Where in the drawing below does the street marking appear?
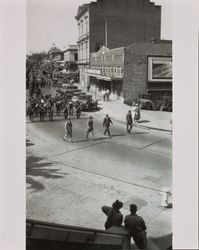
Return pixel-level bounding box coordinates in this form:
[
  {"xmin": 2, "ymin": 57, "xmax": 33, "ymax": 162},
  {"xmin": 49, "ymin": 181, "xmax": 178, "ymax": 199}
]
[
  {"xmin": 138, "ymin": 137, "xmax": 171, "ymax": 150},
  {"xmin": 49, "ymin": 141, "xmax": 106, "ymax": 159},
  {"xmin": 46, "ymin": 158, "xmax": 163, "ymax": 194}
]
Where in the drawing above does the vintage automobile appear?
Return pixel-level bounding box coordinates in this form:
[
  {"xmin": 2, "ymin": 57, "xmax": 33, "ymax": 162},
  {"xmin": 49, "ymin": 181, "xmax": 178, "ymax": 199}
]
[
  {"xmin": 72, "ymin": 94, "xmax": 98, "ymax": 111},
  {"xmin": 153, "ymin": 96, "xmax": 172, "ymax": 112},
  {"xmin": 138, "ymin": 94, "xmax": 154, "ymax": 110}
]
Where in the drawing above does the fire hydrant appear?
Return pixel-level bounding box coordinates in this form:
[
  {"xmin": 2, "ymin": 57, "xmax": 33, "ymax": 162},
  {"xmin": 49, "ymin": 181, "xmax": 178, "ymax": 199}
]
[{"xmin": 161, "ymin": 188, "xmax": 172, "ymax": 207}]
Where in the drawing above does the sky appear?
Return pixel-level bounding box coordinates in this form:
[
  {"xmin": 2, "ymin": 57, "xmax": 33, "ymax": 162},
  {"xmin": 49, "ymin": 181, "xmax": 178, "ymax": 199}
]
[{"xmin": 26, "ymin": 0, "xmax": 172, "ymax": 54}]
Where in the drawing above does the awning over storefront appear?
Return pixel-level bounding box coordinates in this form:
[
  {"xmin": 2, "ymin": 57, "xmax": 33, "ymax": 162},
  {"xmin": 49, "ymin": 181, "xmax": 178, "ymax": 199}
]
[{"xmin": 87, "ymin": 73, "xmax": 111, "ymax": 81}]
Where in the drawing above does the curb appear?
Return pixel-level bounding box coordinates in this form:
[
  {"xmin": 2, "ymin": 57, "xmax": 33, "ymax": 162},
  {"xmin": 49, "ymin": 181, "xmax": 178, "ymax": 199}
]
[{"xmin": 98, "ymin": 109, "xmax": 172, "ymax": 133}]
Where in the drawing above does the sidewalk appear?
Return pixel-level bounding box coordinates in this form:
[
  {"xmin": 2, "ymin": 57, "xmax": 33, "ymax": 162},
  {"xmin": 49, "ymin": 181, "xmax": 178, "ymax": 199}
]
[{"xmin": 76, "ymin": 84, "xmax": 172, "ymax": 132}]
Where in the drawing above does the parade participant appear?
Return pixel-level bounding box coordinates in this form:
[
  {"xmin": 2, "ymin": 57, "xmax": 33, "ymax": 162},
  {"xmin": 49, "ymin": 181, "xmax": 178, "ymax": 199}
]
[
  {"xmin": 47, "ymin": 100, "xmax": 54, "ymax": 121},
  {"xmin": 103, "ymin": 114, "xmax": 113, "ymax": 137},
  {"xmin": 63, "ymin": 103, "xmax": 68, "ymax": 120},
  {"xmin": 55, "ymin": 100, "xmax": 61, "ymax": 116},
  {"xmin": 126, "ymin": 110, "xmax": 133, "ymax": 133},
  {"xmin": 63, "ymin": 117, "xmax": 72, "ymax": 143},
  {"xmin": 86, "ymin": 116, "xmax": 94, "ymax": 139},
  {"xmin": 76, "ymin": 101, "xmax": 81, "ymax": 119},
  {"xmin": 102, "ymin": 200, "xmax": 123, "ymax": 230},
  {"xmin": 27, "ymin": 105, "xmax": 34, "ymax": 122},
  {"xmin": 39, "ymin": 104, "xmax": 45, "ymax": 122},
  {"xmin": 124, "ymin": 204, "xmax": 147, "ymax": 250},
  {"xmin": 69, "ymin": 101, "xmax": 73, "ymax": 115}
]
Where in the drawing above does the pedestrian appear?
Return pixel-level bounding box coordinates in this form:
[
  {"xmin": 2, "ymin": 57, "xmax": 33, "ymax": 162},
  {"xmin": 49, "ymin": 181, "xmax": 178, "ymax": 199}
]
[
  {"xmin": 124, "ymin": 204, "xmax": 147, "ymax": 250},
  {"xmin": 69, "ymin": 101, "xmax": 73, "ymax": 115},
  {"xmin": 103, "ymin": 114, "xmax": 113, "ymax": 137},
  {"xmin": 63, "ymin": 117, "xmax": 72, "ymax": 143},
  {"xmin": 86, "ymin": 116, "xmax": 94, "ymax": 139},
  {"xmin": 134, "ymin": 103, "xmax": 140, "ymax": 123},
  {"xmin": 102, "ymin": 200, "xmax": 123, "ymax": 230},
  {"xmin": 87, "ymin": 83, "xmax": 90, "ymax": 92},
  {"xmin": 126, "ymin": 110, "xmax": 133, "ymax": 133},
  {"xmin": 76, "ymin": 101, "xmax": 81, "ymax": 119},
  {"xmin": 63, "ymin": 103, "xmax": 68, "ymax": 120},
  {"xmin": 106, "ymin": 89, "xmax": 110, "ymax": 101},
  {"xmin": 102, "ymin": 89, "xmax": 106, "ymax": 102}
]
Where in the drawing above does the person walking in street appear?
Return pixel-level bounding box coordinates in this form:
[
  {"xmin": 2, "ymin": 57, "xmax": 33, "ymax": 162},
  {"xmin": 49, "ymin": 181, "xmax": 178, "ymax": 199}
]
[
  {"xmin": 76, "ymin": 101, "xmax": 81, "ymax": 119},
  {"xmin": 63, "ymin": 117, "xmax": 72, "ymax": 143},
  {"xmin": 102, "ymin": 200, "xmax": 123, "ymax": 230},
  {"xmin": 86, "ymin": 116, "xmax": 94, "ymax": 139},
  {"xmin": 124, "ymin": 204, "xmax": 147, "ymax": 250},
  {"xmin": 103, "ymin": 114, "xmax": 113, "ymax": 137},
  {"xmin": 126, "ymin": 110, "xmax": 133, "ymax": 133}
]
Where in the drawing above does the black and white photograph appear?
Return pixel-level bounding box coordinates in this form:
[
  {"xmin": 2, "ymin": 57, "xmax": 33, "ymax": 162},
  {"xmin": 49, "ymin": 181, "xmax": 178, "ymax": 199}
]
[
  {"xmin": 1, "ymin": 0, "xmax": 198, "ymax": 250},
  {"xmin": 26, "ymin": 1, "xmax": 172, "ymax": 249}
]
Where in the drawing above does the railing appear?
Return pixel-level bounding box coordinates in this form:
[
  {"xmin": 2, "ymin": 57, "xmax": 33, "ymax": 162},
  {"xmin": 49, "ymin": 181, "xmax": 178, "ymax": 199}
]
[{"xmin": 26, "ymin": 219, "xmax": 131, "ymax": 250}]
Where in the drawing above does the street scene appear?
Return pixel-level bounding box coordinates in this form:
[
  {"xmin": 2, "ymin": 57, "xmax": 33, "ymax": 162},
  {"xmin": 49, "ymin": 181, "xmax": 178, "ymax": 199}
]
[{"xmin": 26, "ymin": 0, "xmax": 172, "ymax": 249}]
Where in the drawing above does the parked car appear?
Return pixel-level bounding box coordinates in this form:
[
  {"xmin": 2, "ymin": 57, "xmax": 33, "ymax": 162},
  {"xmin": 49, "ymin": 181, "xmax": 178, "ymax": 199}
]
[
  {"xmin": 72, "ymin": 94, "xmax": 98, "ymax": 111},
  {"xmin": 138, "ymin": 94, "xmax": 153, "ymax": 110}
]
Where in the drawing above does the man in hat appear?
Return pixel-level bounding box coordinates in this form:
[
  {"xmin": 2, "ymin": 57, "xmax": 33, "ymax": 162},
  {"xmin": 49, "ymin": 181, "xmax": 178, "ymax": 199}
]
[
  {"xmin": 86, "ymin": 116, "xmax": 94, "ymax": 139},
  {"xmin": 102, "ymin": 200, "xmax": 123, "ymax": 230},
  {"xmin": 63, "ymin": 117, "xmax": 72, "ymax": 143},
  {"xmin": 103, "ymin": 114, "xmax": 113, "ymax": 137},
  {"xmin": 124, "ymin": 204, "xmax": 147, "ymax": 249},
  {"xmin": 126, "ymin": 110, "xmax": 133, "ymax": 133}
]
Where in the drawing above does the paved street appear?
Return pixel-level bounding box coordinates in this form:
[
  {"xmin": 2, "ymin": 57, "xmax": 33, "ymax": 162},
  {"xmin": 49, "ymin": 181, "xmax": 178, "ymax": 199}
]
[{"xmin": 26, "ymin": 109, "xmax": 172, "ymax": 239}]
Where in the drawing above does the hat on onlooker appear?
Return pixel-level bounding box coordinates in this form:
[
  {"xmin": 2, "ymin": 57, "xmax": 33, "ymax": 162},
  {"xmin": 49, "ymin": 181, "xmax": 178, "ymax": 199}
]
[{"xmin": 112, "ymin": 200, "xmax": 123, "ymax": 210}]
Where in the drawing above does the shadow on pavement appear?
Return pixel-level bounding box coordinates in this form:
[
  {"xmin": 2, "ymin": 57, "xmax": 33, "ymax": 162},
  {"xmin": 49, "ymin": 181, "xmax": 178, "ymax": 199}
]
[
  {"xmin": 137, "ymin": 120, "xmax": 150, "ymax": 124},
  {"xmin": 26, "ymin": 155, "xmax": 68, "ymax": 192},
  {"xmin": 26, "ymin": 139, "xmax": 34, "ymax": 147},
  {"xmin": 72, "ymin": 137, "xmax": 109, "ymax": 143}
]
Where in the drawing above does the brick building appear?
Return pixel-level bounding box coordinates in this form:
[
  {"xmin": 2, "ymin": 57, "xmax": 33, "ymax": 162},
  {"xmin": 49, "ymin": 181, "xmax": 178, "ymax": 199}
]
[
  {"xmin": 89, "ymin": 40, "xmax": 172, "ymax": 104},
  {"xmin": 123, "ymin": 41, "xmax": 172, "ymax": 105},
  {"xmin": 75, "ymin": 0, "xmax": 161, "ymax": 86}
]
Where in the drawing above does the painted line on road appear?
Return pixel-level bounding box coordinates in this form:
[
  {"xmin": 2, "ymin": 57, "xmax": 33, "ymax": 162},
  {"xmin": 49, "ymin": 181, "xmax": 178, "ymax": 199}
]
[
  {"xmin": 138, "ymin": 137, "xmax": 171, "ymax": 150},
  {"xmin": 46, "ymin": 158, "xmax": 163, "ymax": 194},
  {"xmin": 48, "ymin": 141, "xmax": 106, "ymax": 159}
]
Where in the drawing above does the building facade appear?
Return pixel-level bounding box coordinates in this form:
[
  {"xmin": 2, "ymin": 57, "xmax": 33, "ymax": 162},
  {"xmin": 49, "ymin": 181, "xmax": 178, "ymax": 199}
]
[
  {"xmin": 63, "ymin": 45, "xmax": 78, "ymax": 71},
  {"xmin": 89, "ymin": 41, "xmax": 172, "ymax": 104},
  {"xmin": 89, "ymin": 46, "xmax": 124, "ymax": 100},
  {"xmin": 75, "ymin": 0, "xmax": 161, "ymax": 86},
  {"xmin": 123, "ymin": 41, "xmax": 172, "ymax": 105}
]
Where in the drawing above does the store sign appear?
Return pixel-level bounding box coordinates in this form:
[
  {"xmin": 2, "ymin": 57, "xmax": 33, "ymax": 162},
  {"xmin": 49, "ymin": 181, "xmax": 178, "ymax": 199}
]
[
  {"xmin": 87, "ymin": 68, "xmax": 101, "ymax": 75},
  {"xmin": 148, "ymin": 56, "xmax": 172, "ymax": 82}
]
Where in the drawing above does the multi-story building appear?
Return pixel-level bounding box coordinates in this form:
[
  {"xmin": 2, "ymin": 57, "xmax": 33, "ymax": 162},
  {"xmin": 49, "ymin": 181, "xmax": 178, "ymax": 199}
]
[
  {"xmin": 89, "ymin": 46, "xmax": 124, "ymax": 101},
  {"xmin": 63, "ymin": 45, "xmax": 78, "ymax": 71},
  {"xmin": 89, "ymin": 40, "xmax": 172, "ymax": 104},
  {"xmin": 75, "ymin": 0, "xmax": 161, "ymax": 86}
]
